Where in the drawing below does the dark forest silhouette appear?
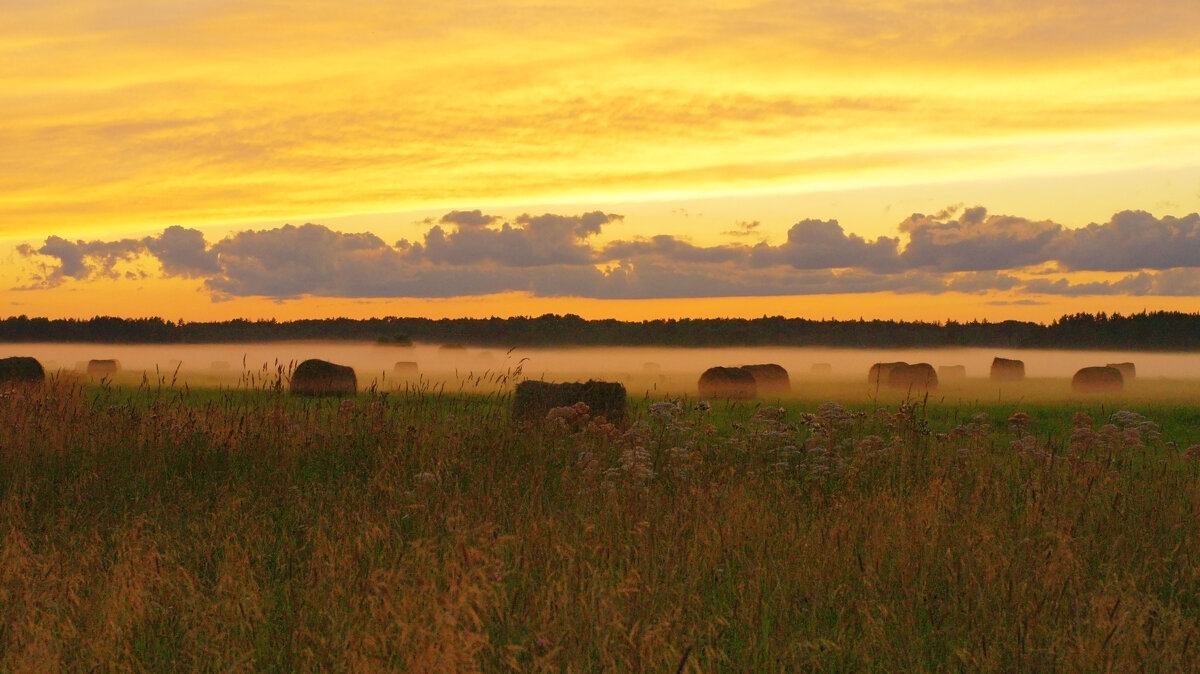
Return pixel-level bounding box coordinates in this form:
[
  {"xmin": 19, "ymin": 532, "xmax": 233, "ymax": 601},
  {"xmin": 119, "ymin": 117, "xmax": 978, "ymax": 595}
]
[{"xmin": 0, "ymin": 311, "xmax": 1197, "ymax": 350}]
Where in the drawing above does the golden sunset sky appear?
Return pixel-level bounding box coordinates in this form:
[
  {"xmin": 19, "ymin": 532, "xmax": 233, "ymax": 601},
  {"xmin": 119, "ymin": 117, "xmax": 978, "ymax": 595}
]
[{"xmin": 3, "ymin": 0, "xmax": 1200, "ymax": 323}]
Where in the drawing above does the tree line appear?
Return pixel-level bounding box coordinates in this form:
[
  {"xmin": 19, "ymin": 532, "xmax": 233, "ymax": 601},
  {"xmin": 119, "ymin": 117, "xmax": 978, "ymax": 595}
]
[{"xmin": 0, "ymin": 311, "xmax": 1197, "ymax": 350}]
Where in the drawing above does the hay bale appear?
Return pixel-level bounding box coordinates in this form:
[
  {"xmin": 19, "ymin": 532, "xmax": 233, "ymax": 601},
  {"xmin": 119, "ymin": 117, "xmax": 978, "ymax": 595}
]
[
  {"xmin": 938, "ymin": 365, "xmax": 967, "ymax": 382},
  {"xmin": 810, "ymin": 363, "xmax": 833, "ymax": 376},
  {"xmin": 394, "ymin": 361, "xmax": 419, "ymax": 376},
  {"xmin": 887, "ymin": 362, "xmax": 938, "ymax": 391},
  {"xmin": 698, "ymin": 366, "xmax": 757, "ymax": 400},
  {"xmin": 641, "ymin": 362, "xmax": 662, "ymax": 374},
  {"xmin": 291, "ymin": 358, "xmax": 357, "ymax": 396},
  {"xmin": 1106, "ymin": 362, "xmax": 1136, "ymax": 381},
  {"xmin": 1072, "ymin": 366, "xmax": 1123, "ymax": 393},
  {"xmin": 990, "ymin": 357, "xmax": 1025, "ymax": 382},
  {"xmin": 741, "ymin": 363, "xmax": 791, "ymax": 395},
  {"xmin": 868, "ymin": 362, "xmax": 907, "ymax": 386},
  {"xmin": 210, "ymin": 361, "xmax": 231, "ymax": 371},
  {"xmin": 0, "ymin": 356, "xmax": 44, "ymax": 384},
  {"xmin": 87, "ymin": 359, "xmax": 121, "ymax": 377},
  {"xmin": 512, "ymin": 380, "xmax": 627, "ymax": 425}
]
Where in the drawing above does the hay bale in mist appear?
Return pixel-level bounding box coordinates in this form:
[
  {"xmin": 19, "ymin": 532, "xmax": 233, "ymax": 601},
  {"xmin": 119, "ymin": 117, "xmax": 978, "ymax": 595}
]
[
  {"xmin": 886, "ymin": 362, "xmax": 938, "ymax": 392},
  {"xmin": 1107, "ymin": 362, "xmax": 1136, "ymax": 381},
  {"xmin": 87, "ymin": 359, "xmax": 121, "ymax": 377},
  {"xmin": 0, "ymin": 356, "xmax": 45, "ymax": 384},
  {"xmin": 698, "ymin": 366, "xmax": 757, "ymax": 400},
  {"xmin": 868, "ymin": 362, "xmax": 907, "ymax": 387},
  {"xmin": 938, "ymin": 365, "xmax": 967, "ymax": 382},
  {"xmin": 1072, "ymin": 366, "xmax": 1123, "ymax": 393},
  {"xmin": 290, "ymin": 358, "xmax": 357, "ymax": 396},
  {"xmin": 210, "ymin": 361, "xmax": 231, "ymax": 371},
  {"xmin": 512, "ymin": 380, "xmax": 628, "ymax": 426},
  {"xmin": 394, "ymin": 361, "xmax": 419, "ymax": 376},
  {"xmin": 741, "ymin": 363, "xmax": 791, "ymax": 395},
  {"xmin": 642, "ymin": 362, "xmax": 662, "ymax": 374},
  {"xmin": 810, "ymin": 363, "xmax": 833, "ymax": 376},
  {"xmin": 990, "ymin": 357, "xmax": 1025, "ymax": 382}
]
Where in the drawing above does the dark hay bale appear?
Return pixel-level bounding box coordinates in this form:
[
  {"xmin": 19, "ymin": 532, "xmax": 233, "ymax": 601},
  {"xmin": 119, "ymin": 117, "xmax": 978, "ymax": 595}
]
[
  {"xmin": 291, "ymin": 358, "xmax": 357, "ymax": 396},
  {"xmin": 0, "ymin": 356, "xmax": 45, "ymax": 384},
  {"xmin": 887, "ymin": 362, "xmax": 938, "ymax": 391},
  {"xmin": 394, "ymin": 361, "xmax": 419, "ymax": 375},
  {"xmin": 990, "ymin": 357, "xmax": 1025, "ymax": 382},
  {"xmin": 512, "ymin": 380, "xmax": 628, "ymax": 425},
  {"xmin": 698, "ymin": 366, "xmax": 757, "ymax": 400},
  {"xmin": 1106, "ymin": 362, "xmax": 1136, "ymax": 381},
  {"xmin": 1072, "ymin": 366, "xmax": 1123, "ymax": 393},
  {"xmin": 87, "ymin": 359, "xmax": 121, "ymax": 377},
  {"xmin": 938, "ymin": 365, "xmax": 967, "ymax": 382},
  {"xmin": 868, "ymin": 362, "xmax": 907, "ymax": 386},
  {"xmin": 741, "ymin": 363, "xmax": 791, "ymax": 395}
]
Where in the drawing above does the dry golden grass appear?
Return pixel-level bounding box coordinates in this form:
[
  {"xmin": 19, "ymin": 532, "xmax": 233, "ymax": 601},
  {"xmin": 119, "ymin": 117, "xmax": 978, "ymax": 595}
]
[{"xmin": 2, "ymin": 376, "xmax": 1200, "ymax": 671}]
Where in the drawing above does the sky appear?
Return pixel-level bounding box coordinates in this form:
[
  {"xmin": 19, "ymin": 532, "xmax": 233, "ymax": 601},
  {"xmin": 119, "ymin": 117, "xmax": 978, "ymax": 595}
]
[{"xmin": 3, "ymin": 0, "xmax": 1200, "ymax": 324}]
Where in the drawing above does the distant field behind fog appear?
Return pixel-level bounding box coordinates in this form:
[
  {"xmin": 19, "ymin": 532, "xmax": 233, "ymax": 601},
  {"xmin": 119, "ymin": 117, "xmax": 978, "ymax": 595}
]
[{"xmin": 7, "ymin": 342, "xmax": 1200, "ymax": 401}]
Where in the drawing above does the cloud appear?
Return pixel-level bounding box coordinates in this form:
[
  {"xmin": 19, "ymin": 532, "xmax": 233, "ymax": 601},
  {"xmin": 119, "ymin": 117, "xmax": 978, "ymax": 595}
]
[
  {"xmin": 17, "ymin": 235, "xmax": 144, "ymax": 286},
  {"xmin": 14, "ymin": 207, "xmax": 1200, "ymax": 301},
  {"xmin": 421, "ymin": 211, "xmax": 620, "ymax": 267},
  {"xmin": 143, "ymin": 225, "xmax": 220, "ymax": 277},
  {"xmin": 754, "ymin": 219, "xmax": 901, "ymax": 273},
  {"xmin": 898, "ymin": 207, "xmax": 1063, "ymax": 271},
  {"xmin": 439, "ymin": 210, "xmax": 499, "ymax": 228},
  {"xmin": 1052, "ymin": 210, "xmax": 1200, "ymax": 271}
]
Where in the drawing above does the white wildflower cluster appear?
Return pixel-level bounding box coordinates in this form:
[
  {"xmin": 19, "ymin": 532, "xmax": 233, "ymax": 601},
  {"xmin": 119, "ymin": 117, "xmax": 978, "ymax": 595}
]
[
  {"xmin": 649, "ymin": 400, "xmax": 683, "ymax": 421},
  {"xmin": 1068, "ymin": 409, "xmax": 1162, "ymax": 458},
  {"xmin": 606, "ymin": 445, "xmax": 656, "ymax": 485}
]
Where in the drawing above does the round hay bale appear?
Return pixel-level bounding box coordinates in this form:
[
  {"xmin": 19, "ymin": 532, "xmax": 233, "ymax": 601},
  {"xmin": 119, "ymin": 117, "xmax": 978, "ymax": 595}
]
[
  {"xmin": 291, "ymin": 358, "xmax": 357, "ymax": 396},
  {"xmin": 868, "ymin": 362, "xmax": 907, "ymax": 387},
  {"xmin": 210, "ymin": 361, "xmax": 231, "ymax": 371},
  {"xmin": 741, "ymin": 363, "xmax": 791, "ymax": 395},
  {"xmin": 990, "ymin": 357, "xmax": 1025, "ymax": 382},
  {"xmin": 512, "ymin": 380, "xmax": 628, "ymax": 425},
  {"xmin": 810, "ymin": 363, "xmax": 833, "ymax": 376},
  {"xmin": 394, "ymin": 361, "xmax": 419, "ymax": 375},
  {"xmin": 887, "ymin": 362, "xmax": 938, "ymax": 391},
  {"xmin": 641, "ymin": 362, "xmax": 662, "ymax": 374},
  {"xmin": 698, "ymin": 366, "xmax": 757, "ymax": 400},
  {"xmin": 87, "ymin": 359, "xmax": 121, "ymax": 377},
  {"xmin": 938, "ymin": 365, "xmax": 967, "ymax": 382},
  {"xmin": 1106, "ymin": 362, "xmax": 1136, "ymax": 381},
  {"xmin": 0, "ymin": 356, "xmax": 45, "ymax": 384},
  {"xmin": 1072, "ymin": 366, "xmax": 1123, "ymax": 393}
]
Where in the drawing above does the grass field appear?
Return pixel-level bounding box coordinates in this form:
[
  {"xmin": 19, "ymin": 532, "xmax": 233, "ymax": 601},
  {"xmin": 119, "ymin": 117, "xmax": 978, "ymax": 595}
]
[{"xmin": 3, "ymin": 370, "xmax": 1200, "ymax": 671}]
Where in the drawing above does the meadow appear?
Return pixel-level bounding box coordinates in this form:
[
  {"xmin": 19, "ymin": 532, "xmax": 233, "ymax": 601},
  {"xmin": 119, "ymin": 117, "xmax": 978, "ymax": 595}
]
[{"xmin": 3, "ymin": 367, "xmax": 1200, "ymax": 672}]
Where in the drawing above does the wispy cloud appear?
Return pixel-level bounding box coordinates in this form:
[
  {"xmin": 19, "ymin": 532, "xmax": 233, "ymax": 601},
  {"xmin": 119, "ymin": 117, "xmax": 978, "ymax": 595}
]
[
  {"xmin": 2, "ymin": 1, "xmax": 1198, "ymax": 235},
  {"xmin": 16, "ymin": 207, "xmax": 1200, "ymax": 300}
]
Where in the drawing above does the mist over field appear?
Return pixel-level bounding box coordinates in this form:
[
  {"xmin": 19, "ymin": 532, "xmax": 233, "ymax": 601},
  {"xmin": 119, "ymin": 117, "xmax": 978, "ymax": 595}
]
[{"xmin": 8, "ymin": 341, "xmax": 1200, "ymax": 396}]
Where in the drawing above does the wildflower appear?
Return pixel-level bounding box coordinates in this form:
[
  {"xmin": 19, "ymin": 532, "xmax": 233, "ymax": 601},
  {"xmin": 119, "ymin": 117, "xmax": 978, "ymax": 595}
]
[
  {"xmin": 617, "ymin": 445, "xmax": 655, "ymax": 483},
  {"xmin": 1007, "ymin": 412, "xmax": 1030, "ymax": 433},
  {"xmin": 649, "ymin": 400, "xmax": 682, "ymax": 420}
]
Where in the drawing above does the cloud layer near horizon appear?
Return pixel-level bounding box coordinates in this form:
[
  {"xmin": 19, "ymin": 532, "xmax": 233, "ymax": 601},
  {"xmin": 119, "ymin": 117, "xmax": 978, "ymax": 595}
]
[{"xmin": 16, "ymin": 208, "xmax": 1200, "ymax": 300}]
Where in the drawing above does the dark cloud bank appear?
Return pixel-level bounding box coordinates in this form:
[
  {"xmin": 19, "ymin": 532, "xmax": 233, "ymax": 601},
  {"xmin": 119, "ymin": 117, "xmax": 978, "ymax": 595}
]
[{"xmin": 16, "ymin": 207, "xmax": 1200, "ymax": 300}]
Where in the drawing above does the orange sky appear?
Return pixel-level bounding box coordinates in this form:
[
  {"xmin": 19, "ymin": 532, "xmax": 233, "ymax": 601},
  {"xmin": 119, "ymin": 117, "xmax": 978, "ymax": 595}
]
[{"xmin": 3, "ymin": 1, "xmax": 1200, "ymax": 324}]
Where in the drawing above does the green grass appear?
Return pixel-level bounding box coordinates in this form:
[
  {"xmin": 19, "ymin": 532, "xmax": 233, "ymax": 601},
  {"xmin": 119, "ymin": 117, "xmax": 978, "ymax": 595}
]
[{"xmin": 3, "ymin": 375, "xmax": 1200, "ymax": 671}]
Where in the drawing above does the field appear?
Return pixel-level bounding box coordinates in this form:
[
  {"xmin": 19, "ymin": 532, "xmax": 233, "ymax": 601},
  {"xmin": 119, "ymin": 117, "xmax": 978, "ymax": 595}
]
[{"xmin": 4, "ymin": 369, "xmax": 1200, "ymax": 671}]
